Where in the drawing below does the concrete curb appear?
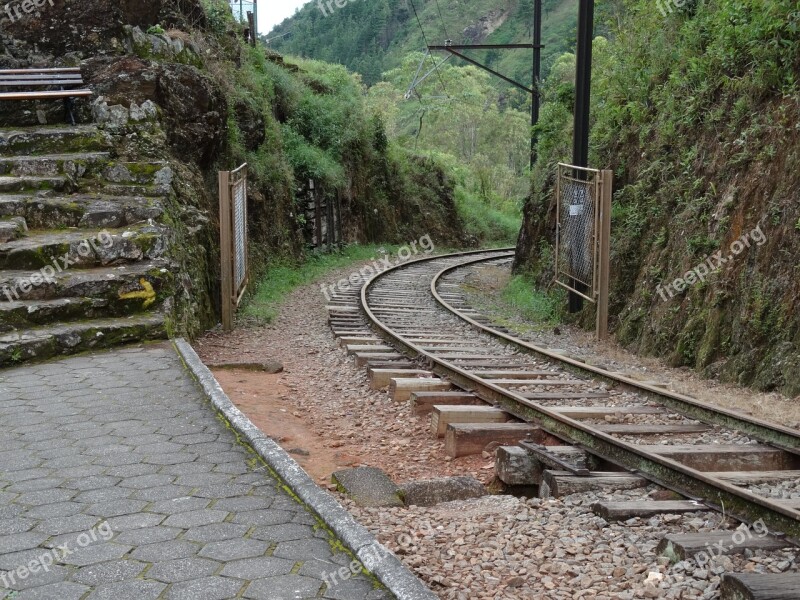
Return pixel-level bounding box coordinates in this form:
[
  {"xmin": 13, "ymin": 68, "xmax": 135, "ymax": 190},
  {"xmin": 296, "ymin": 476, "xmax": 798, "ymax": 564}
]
[{"xmin": 173, "ymin": 338, "xmax": 437, "ymax": 600}]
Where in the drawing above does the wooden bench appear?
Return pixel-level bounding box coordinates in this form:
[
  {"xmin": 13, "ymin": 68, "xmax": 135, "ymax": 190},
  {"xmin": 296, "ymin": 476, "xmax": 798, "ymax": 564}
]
[{"xmin": 0, "ymin": 67, "xmax": 93, "ymax": 125}]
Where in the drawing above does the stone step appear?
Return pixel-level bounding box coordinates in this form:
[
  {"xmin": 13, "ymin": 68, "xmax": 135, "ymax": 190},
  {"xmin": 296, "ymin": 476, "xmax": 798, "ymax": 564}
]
[
  {"xmin": 0, "ymin": 260, "xmax": 170, "ymax": 302},
  {"xmin": 0, "ymin": 175, "xmax": 73, "ymax": 194},
  {"xmin": 0, "ymin": 217, "xmax": 27, "ymax": 243},
  {"xmin": 0, "ymin": 297, "xmax": 154, "ymax": 332},
  {"xmin": 0, "ymin": 125, "xmax": 110, "ymax": 155},
  {"xmin": 0, "ymin": 313, "xmax": 167, "ymax": 366},
  {"xmin": 0, "ymin": 194, "xmax": 164, "ymax": 229},
  {"xmin": 0, "ymin": 225, "xmax": 168, "ymax": 270},
  {"xmin": 0, "ymin": 152, "xmax": 112, "ymax": 178},
  {"xmin": 85, "ymin": 162, "xmax": 174, "ymax": 197}
]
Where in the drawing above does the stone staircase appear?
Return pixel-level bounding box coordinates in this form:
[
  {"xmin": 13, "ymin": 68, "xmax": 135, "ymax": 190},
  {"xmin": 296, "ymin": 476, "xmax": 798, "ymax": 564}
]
[{"xmin": 0, "ymin": 124, "xmax": 177, "ymax": 366}]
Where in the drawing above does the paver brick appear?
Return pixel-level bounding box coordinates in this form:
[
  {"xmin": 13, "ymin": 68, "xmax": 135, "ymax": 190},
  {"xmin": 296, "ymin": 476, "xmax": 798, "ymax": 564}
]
[
  {"xmin": 146, "ymin": 556, "xmax": 221, "ymax": 583},
  {"xmin": 0, "ymin": 344, "xmax": 395, "ymax": 600},
  {"xmin": 131, "ymin": 540, "xmax": 201, "ymax": 562},
  {"xmin": 85, "ymin": 579, "xmax": 166, "ymax": 600},
  {"xmin": 69, "ymin": 559, "xmax": 147, "ymax": 586},
  {"xmin": 14, "ymin": 581, "xmax": 89, "ymax": 600},
  {"xmin": 197, "ymin": 538, "xmax": 269, "ymax": 561},
  {"xmin": 219, "ymin": 556, "xmax": 296, "ymax": 579},
  {"xmin": 164, "ymin": 576, "xmax": 244, "ymax": 600},
  {"xmin": 244, "ymin": 574, "xmax": 323, "ymax": 599}
]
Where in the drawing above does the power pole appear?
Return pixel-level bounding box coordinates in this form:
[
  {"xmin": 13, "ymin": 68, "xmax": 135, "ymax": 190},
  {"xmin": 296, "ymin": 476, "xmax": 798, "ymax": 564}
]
[
  {"xmin": 568, "ymin": 0, "xmax": 594, "ymax": 313},
  {"xmin": 253, "ymin": 0, "xmax": 258, "ymax": 43},
  {"xmin": 531, "ymin": 0, "xmax": 542, "ymax": 167}
]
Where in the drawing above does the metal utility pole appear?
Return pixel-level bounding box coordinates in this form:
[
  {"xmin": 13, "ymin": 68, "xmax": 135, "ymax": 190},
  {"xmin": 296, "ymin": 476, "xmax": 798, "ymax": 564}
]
[
  {"xmin": 421, "ymin": 1, "xmax": 543, "ymax": 169},
  {"xmin": 531, "ymin": 0, "xmax": 542, "ymax": 167},
  {"xmin": 252, "ymin": 0, "xmax": 258, "ymax": 44},
  {"xmin": 568, "ymin": 0, "xmax": 595, "ymax": 313}
]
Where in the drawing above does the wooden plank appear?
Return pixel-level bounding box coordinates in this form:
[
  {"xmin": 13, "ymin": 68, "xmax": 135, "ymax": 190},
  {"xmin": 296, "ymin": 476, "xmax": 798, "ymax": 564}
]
[
  {"xmin": 410, "ymin": 392, "xmax": 482, "ymax": 415},
  {"xmin": 369, "ymin": 369, "xmax": 431, "ymax": 390},
  {"xmin": 596, "ymin": 424, "xmax": 710, "ymax": 435},
  {"xmin": 473, "ymin": 370, "xmax": 554, "ymax": 379},
  {"xmin": 390, "ymin": 378, "xmax": 451, "ymax": 402},
  {"xmin": 495, "ymin": 445, "xmax": 592, "ymax": 485},
  {"xmin": 710, "ymin": 471, "xmax": 800, "ymax": 485},
  {"xmin": 354, "ymin": 352, "xmax": 403, "ymax": 367},
  {"xmin": 639, "ymin": 445, "xmax": 794, "ymax": 472},
  {"xmin": 445, "ymin": 423, "xmax": 537, "ymax": 458},
  {"xmin": 0, "ymin": 67, "xmax": 81, "ymax": 74},
  {"xmin": 552, "ymin": 405, "xmax": 666, "ymax": 419},
  {"xmin": 592, "ymin": 500, "xmax": 705, "ymax": 520},
  {"xmin": 431, "ymin": 405, "xmax": 509, "ymax": 437},
  {"xmin": 0, "ymin": 90, "xmax": 92, "ymax": 100},
  {"xmin": 518, "ymin": 392, "xmax": 610, "ymax": 400},
  {"xmin": 721, "ymin": 572, "xmax": 800, "ymax": 600},
  {"xmin": 540, "ymin": 470, "xmax": 648, "ymax": 497},
  {"xmin": 0, "ymin": 79, "xmax": 85, "ymax": 86},
  {"xmin": 490, "ymin": 378, "xmax": 586, "ymax": 386},
  {"xmin": 346, "ymin": 344, "xmax": 394, "ymax": 354},
  {"xmin": 657, "ymin": 532, "xmax": 790, "ymax": 562},
  {"xmin": 337, "ymin": 337, "xmax": 381, "ymax": 347}
]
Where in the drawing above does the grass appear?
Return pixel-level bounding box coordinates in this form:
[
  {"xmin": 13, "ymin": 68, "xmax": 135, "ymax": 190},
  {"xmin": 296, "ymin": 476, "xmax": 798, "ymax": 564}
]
[
  {"xmin": 240, "ymin": 245, "xmax": 398, "ymax": 324},
  {"xmin": 501, "ymin": 274, "xmax": 566, "ymax": 327},
  {"xmin": 455, "ymin": 188, "xmax": 522, "ymax": 245}
]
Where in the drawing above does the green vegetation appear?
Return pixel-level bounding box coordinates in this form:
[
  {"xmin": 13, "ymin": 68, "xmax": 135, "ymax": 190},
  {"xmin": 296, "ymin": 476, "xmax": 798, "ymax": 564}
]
[
  {"xmin": 241, "ymin": 245, "xmax": 396, "ymax": 323},
  {"xmin": 518, "ymin": 0, "xmax": 800, "ymax": 393},
  {"xmin": 267, "ymin": 0, "xmax": 580, "ymax": 88},
  {"xmin": 502, "ymin": 274, "xmax": 565, "ymax": 327}
]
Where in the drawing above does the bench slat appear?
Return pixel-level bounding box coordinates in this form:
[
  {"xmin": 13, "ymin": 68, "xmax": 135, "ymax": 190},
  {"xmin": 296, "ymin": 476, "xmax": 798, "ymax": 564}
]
[
  {"xmin": 0, "ymin": 68, "xmax": 81, "ymax": 75},
  {"xmin": 0, "ymin": 81, "xmax": 86, "ymax": 87},
  {"xmin": 0, "ymin": 81, "xmax": 85, "ymax": 87},
  {"xmin": 0, "ymin": 75, "xmax": 83, "ymax": 81},
  {"xmin": 0, "ymin": 90, "xmax": 93, "ymax": 100}
]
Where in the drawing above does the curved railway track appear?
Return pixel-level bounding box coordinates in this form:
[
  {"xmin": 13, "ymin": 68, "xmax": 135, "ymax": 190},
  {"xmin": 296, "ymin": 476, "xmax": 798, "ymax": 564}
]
[{"xmin": 327, "ymin": 248, "xmax": 800, "ymax": 595}]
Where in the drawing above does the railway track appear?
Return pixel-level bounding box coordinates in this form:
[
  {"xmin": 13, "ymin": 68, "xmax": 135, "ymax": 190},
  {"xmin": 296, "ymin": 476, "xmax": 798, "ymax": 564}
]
[{"xmin": 326, "ymin": 248, "xmax": 800, "ymax": 599}]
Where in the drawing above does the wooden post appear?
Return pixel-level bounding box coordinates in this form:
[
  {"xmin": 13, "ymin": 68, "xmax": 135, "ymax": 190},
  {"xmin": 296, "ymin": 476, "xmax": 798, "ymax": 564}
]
[
  {"xmin": 219, "ymin": 170, "xmax": 233, "ymax": 331},
  {"xmin": 596, "ymin": 169, "xmax": 612, "ymax": 340},
  {"xmin": 312, "ymin": 180, "xmax": 321, "ymax": 249},
  {"xmin": 247, "ymin": 12, "xmax": 256, "ymax": 46}
]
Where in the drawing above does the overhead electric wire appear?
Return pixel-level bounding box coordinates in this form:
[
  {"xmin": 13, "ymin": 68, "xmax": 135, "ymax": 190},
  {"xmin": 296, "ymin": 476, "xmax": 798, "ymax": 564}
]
[
  {"xmin": 433, "ymin": 0, "xmax": 450, "ymax": 41},
  {"xmin": 408, "ymin": 0, "xmax": 450, "ymax": 99}
]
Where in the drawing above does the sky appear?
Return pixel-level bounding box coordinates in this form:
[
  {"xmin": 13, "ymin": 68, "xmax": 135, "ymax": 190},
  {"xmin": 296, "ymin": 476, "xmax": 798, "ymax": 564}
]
[{"xmin": 248, "ymin": 0, "xmax": 308, "ymax": 35}]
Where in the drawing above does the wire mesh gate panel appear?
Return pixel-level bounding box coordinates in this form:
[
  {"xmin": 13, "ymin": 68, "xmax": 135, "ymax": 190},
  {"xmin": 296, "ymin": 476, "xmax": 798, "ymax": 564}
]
[
  {"xmin": 554, "ymin": 163, "xmax": 613, "ymax": 339},
  {"xmin": 219, "ymin": 164, "xmax": 249, "ymax": 331}
]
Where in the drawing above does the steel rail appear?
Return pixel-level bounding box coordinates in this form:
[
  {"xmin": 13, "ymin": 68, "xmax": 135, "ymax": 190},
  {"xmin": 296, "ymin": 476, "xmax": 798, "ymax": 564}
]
[{"xmin": 359, "ymin": 249, "xmax": 800, "ymax": 543}]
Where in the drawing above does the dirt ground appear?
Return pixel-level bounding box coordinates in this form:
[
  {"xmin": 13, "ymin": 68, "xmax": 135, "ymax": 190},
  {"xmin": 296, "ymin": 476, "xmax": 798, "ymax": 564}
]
[{"xmin": 194, "ymin": 260, "xmax": 800, "ymax": 485}]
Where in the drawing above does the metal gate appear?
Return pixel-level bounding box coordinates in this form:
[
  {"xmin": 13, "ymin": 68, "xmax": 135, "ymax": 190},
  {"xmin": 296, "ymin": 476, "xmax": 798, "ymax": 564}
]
[
  {"xmin": 219, "ymin": 164, "xmax": 249, "ymax": 331},
  {"xmin": 554, "ymin": 163, "xmax": 612, "ymax": 339}
]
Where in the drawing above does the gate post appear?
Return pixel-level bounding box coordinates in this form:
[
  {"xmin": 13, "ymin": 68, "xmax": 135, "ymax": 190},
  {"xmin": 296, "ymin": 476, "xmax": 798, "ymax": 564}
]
[
  {"xmin": 596, "ymin": 169, "xmax": 612, "ymax": 340},
  {"xmin": 219, "ymin": 170, "xmax": 233, "ymax": 331}
]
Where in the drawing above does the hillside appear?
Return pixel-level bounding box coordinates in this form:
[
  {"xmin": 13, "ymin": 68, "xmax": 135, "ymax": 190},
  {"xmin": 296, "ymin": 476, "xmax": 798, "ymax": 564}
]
[
  {"xmin": 516, "ymin": 0, "xmax": 800, "ymax": 396},
  {"xmin": 267, "ymin": 0, "xmax": 580, "ymax": 89},
  {"xmin": 0, "ymin": 0, "xmax": 469, "ymax": 344}
]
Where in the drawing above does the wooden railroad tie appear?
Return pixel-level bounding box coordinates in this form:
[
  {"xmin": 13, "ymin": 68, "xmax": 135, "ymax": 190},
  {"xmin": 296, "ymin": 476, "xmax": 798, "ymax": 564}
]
[
  {"xmin": 390, "ymin": 377, "xmax": 452, "ymax": 402},
  {"xmin": 720, "ymin": 572, "xmax": 800, "ymax": 600}
]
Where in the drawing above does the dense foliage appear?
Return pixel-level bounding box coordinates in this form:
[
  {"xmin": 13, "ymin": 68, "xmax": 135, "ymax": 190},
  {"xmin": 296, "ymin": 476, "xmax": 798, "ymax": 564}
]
[{"xmin": 522, "ymin": 0, "xmax": 800, "ymax": 394}]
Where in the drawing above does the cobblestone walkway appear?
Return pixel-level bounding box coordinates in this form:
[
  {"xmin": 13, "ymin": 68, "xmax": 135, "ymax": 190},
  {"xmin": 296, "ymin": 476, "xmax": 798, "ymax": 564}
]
[{"xmin": 0, "ymin": 342, "xmax": 391, "ymax": 600}]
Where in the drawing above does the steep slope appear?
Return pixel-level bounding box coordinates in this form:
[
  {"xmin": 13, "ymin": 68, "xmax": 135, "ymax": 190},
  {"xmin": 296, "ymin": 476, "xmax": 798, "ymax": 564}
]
[
  {"xmin": 0, "ymin": 0, "xmax": 469, "ymax": 364},
  {"xmin": 516, "ymin": 1, "xmax": 800, "ymax": 396},
  {"xmin": 267, "ymin": 0, "xmax": 580, "ymax": 88}
]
